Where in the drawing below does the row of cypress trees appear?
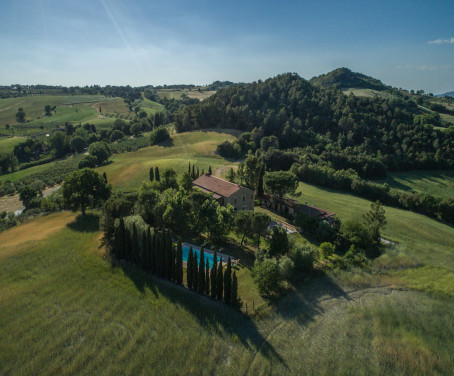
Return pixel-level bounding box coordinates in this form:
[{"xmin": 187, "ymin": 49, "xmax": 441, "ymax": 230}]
[
  {"xmin": 188, "ymin": 162, "xmax": 211, "ymax": 179},
  {"xmin": 113, "ymin": 218, "xmax": 238, "ymax": 306},
  {"xmin": 113, "ymin": 218, "xmax": 183, "ymax": 284},
  {"xmin": 149, "ymin": 166, "xmax": 161, "ymax": 182},
  {"xmin": 186, "ymin": 247, "xmax": 238, "ymax": 306}
]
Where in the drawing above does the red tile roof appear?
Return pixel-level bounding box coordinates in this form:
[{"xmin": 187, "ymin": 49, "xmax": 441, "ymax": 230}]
[{"xmin": 193, "ymin": 173, "xmax": 250, "ymax": 198}]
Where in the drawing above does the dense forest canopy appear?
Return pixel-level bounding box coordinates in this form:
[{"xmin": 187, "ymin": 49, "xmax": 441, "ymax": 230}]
[
  {"xmin": 309, "ymin": 67, "xmax": 389, "ymax": 91},
  {"xmin": 175, "ymin": 73, "xmax": 453, "ymax": 174}
]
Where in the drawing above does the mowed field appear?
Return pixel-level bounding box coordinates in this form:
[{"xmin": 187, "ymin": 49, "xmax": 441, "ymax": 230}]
[
  {"xmin": 374, "ymin": 169, "xmax": 454, "ymax": 199},
  {"xmin": 1, "ymin": 211, "xmax": 453, "ymax": 375},
  {"xmin": 98, "ymin": 130, "xmax": 241, "ymax": 192}
]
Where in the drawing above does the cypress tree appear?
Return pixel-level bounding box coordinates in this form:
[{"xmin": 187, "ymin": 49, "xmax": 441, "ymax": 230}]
[
  {"xmin": 231, "ymin": 271, "xmax": 238, "ymax": 307},
  {"xmin": 155, "ymin": 166, "xmax": 160, "ymax": 182},
  {"xmin": 118, "ymin": 217, "xmax": 126, "ymax": 259},
  {"xmin": 192, "ymin": 251, "xmax": 199, "ymax": 292},
  {"xmin": 141, "ymin": 231, "xmax": 147, "ymax": 268},
  {"xmin": 257, "ymin": 163, "xmax": 265, "ymax": 198},
  {"xmin": 224, "ymin": 257, "xmax": 232, "ymax": 305},
  {"xmin": 201, "ymin": 168, "xmax": 205, "ymax": 175},
  {"xmin": 113, "ymin": 221, "xmax": 120, "ymax": 256},
  {"xmin": 187, "ymin": 247, "xmax": 193, "ymax": 289},
  {"xmin": 149, "ymin": 166, "xmax": 154, "ymax": 181},
  {"xmin": 188, "ymin": 162, "xmax": 191, "ymax": 174},
  {"xmin": 103, "ymin": 172, "xmax": 107, "ymax": 183},
  {"xmin": 125, "ymin": 228, "xmax": 132, "ymax": 262},
  {"xmin": 159, "ymin": 231, "xmax": 166, "ymax": 277},
  {"xmin": 176, "ymin": 240, "xmax": 183, "ymax": 285},
  {"xmin": 147, "ymin": 228, "xmax": 153, "ymax": 270},
  {"xmin": 166, "ymin": 230, "xmax": 173, "ymax": 280},
  {"xmin": 171, "ymin": 245, "xmax": 176, "ymax": 282},
  {"xmin": 197, "ymin": 167, "xmax": 199, "ymax": 177},
  {"xmin": 192, "ymin": 164, "xmax": 195, "ymax": 179},
  {"xmin": 211, "ymin": 251, "xmax": 217, "ymax": 299},
  {"xmin": 208, "ymin": 166, "xmax": 212, "ymax": 175},
  {"xmin": 198, "ymin": 248, "xmax": 205, "ymax": 294},
  {"xmin": 132, "ymin": 223, "xmax": 139, "ymax": 264},
  {"xmin": 210, "ymin": 267, "xmax": 215, "ymax": 299},
  {"xmin": 217, "ymin": 260, "xmax": 223, "ymax": 301},
  {"xmin": 152, "ymin": 232, "xmax": 158, "ymax": 274},
  {"xmin": 205, "ymin": 262, "xmax": 210, "ymax": 295}
]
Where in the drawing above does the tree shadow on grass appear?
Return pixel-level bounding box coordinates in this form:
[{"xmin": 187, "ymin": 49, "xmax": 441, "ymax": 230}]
[
  {"xmin": 67, "ymin": 213, "xmax": 99, "ymax": 232},
  {"xmin": 111, "ymin": 256, "xmax": 286, "ymax": 368},
  {"xmin": 271, "ymin": 274, "xmax": 352, "ymax": 328}
]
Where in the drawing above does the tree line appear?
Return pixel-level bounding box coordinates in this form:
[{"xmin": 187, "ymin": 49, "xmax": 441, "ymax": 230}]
[
  {"xmin": 175, "ymin": 73, "xmax": 453, "ymax": 175},
  {"xmin": 112, "ymin": 218, "xmax": 238, "ymax": 306}
]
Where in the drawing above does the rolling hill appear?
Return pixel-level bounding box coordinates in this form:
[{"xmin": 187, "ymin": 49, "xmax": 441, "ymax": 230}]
[{"xmin": 309, "ymin": 67, "xmax": 389, "ymax": 91}]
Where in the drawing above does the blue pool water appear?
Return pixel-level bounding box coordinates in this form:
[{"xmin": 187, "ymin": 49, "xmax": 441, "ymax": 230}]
[{"xmin": 182, "ymin": 246, "xmax": 221, "ymax": 269}]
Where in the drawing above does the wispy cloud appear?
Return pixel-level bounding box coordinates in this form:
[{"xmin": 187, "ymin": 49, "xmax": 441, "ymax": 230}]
[{"xmin": 428, "ymin": 37, "xmax": 454, "ymax": 45}]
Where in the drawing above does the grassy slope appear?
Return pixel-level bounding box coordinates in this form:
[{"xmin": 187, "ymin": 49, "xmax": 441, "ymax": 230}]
[
  {"xmin": 98, "ymin": 130, "xmax": 241, "ymax": 192},
  {"xmin": 0, "ymin": 95, "xmax": 127, "ymax": 133},
  {"xmin": 0, "ymin": 136, "xmax": 26, "ymax": 153},
  {"xmin": 373, "ymin": 169, "xmax": 454, "ymax": 199},
  {"xmin": 295, "ymin": 182, "xmax": 454, "ymax": 271},
  {"xmin": 1, "ymin": 212, "xmax": 453, "ymax": 375}
]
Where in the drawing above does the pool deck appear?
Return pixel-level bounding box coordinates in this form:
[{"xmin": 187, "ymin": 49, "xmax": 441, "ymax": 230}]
[{"xmin": 182, "ymin": 242, "xmax": 238, "ymax": 265}]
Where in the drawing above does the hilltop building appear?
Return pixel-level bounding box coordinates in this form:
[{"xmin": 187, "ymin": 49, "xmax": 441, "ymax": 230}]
[{"xmin": 192, "ymin": 173, "xmax": 255, "ymax": 211}]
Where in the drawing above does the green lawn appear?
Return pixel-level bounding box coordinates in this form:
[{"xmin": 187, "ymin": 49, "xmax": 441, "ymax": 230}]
[
  {"xmin": 372, "ymin": 169, "xmax": 454, "ymax": 199},
  {"xmin": 1, "ymin": 211, "xmax": 453, "ymax": 375},
  {"xmin": 98, "ymin": 130, "xmax": 241, "ymax": 192}
]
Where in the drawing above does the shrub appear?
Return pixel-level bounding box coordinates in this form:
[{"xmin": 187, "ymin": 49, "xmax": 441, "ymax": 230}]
[
  {"xmin": 78, "ymin": 155, "xmax": 98, "ymax": 169},
  {"xmin": 290, "ymin": 245, "xmax": 317, "ymax": 274},
  {"xmin": 278, "ymin": 256, "xmax": 295, "ymax": 280},
  {"xmin": 252, "ymin": 258, "xmax": 282, "ymax": 296},
  {"xmin": 149, "ymin": 126, "xmax": 170, "ymax": 145},
  {"xmin": 269, "ymin": 226, "xmax": 290, "ymax": 256},
  {"xmin": 88, "ymin": 142, "xmax": 111, "ymax": 165},
  {"xmin": 319, "ymin": 242, "xmax": 335, "ymax": 258},
  {"xmin": 110, "ymin": 130, "xmax": 125, "ymax": 142},
  {"xmin": 343, "ymin": 245, "xmax": 369, "ymax": 268},
  {"xmin": 70, "ymin": 136, "xmax": 85, "ymax": 153}
]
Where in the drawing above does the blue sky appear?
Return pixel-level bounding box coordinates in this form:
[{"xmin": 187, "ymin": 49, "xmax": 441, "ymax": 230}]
[{"xmin": 1, "ymin": 0, "xmax": 453, "ymax": 93}]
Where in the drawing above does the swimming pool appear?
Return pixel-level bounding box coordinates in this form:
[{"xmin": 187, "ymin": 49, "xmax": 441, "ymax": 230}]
[{"xmin": 182, "ymin": 246, "xmax": 221, "ymax": 269}]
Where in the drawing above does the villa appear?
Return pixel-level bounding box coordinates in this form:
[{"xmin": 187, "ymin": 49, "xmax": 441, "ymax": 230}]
[{"xmin": 192, "ymin": 173, "xmax": 255, "ymax": 211}]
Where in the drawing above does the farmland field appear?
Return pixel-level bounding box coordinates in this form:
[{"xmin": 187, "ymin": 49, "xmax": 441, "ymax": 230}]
[
  {"xmin": 1, "ymin": 211, "xmax": 453, "ymax": 375},
  {"xmin": 98, "ymin": 130, "xmax": 241, "ymax": 192},
  {"xmin": 157, "ymin": 88, "xmax": 216, "ymax": 101},
  {"xmin": 0, "ymin": 95, "xmax": 128, "ymax": 133}
]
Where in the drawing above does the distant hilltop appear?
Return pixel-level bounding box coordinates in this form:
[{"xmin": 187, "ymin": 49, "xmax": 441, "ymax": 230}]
[
  {"xmin": 436, "ymin": 91, "xmax": 454, "ymax": 98},
  {"xmin": 309, "ymin": 67, "xmax": 389, "ymax": 91}
]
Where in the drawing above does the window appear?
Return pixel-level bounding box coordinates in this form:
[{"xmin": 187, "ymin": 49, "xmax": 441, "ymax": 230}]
[
  {"xmin": 251, "ymin": 195, "xmax": 253, "ymax": 199},
  {"xmin": 234, "ymin": 198, "xmax": 237, "ymax": 204},
  {"xmin": 243, "ymin": 196, "xmax": 245, "ymax": 201}
]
